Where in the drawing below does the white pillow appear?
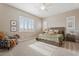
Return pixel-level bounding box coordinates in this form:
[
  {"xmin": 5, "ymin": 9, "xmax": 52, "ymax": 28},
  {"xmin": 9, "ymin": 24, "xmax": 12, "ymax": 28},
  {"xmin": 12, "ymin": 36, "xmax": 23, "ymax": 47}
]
[{"xmin": 54, "ymin": 30, "xmax": 59, "ymax": 33}]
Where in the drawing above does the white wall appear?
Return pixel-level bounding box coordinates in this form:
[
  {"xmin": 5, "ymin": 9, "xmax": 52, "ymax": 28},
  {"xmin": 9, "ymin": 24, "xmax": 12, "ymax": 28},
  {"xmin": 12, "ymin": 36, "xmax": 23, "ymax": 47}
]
[
  {"xmin": 0, "ymin": 4, "xmax": 42, "ymax": 41},
  {"xmin": 43, "ymin": 9, "xmax": 79, "ymax": 33}
]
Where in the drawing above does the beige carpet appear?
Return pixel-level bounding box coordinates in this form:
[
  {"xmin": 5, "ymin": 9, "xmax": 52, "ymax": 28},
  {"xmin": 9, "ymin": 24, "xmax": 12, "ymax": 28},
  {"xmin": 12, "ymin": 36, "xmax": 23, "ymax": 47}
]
[
  {"xmin": 29, "ymin": 41, "xmax": 79, "ymax": 56},
  {"xmin": 0, "ymin": 40, "xmax": 79, "ymax": 56}
]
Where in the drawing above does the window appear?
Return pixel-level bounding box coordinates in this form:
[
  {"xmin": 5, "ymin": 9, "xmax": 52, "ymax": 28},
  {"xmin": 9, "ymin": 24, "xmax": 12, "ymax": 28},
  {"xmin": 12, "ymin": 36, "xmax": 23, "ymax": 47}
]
[{"xmin": 19, "ymin": 16, "xmax": 34, "ymax": 32}]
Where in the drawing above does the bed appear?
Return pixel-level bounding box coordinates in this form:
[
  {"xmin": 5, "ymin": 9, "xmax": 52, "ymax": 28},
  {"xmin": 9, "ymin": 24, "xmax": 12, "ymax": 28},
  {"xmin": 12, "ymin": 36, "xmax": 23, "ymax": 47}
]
[{"xmin": 36, "ymin": 27, "xmax": 65, "ymax": 47}]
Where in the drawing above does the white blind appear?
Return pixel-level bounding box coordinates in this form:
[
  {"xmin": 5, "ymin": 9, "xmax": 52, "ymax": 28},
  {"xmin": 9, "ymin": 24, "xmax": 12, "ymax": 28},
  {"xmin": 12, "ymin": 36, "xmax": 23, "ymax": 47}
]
[{"xmin": 19, "ymin": 16, "xmax": 34, "ymax": 32}]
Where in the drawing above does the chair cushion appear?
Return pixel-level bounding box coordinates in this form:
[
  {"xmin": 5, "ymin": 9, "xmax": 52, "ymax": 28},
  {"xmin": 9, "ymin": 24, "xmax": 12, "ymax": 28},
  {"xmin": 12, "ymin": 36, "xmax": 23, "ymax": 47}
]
[
  {"xmin": 0, "ymin": 32, "xmax": 5, "ymax": 40},
  {"xmin": 10, "ymin": 39, "xmax": 16, "ymax": 47}
]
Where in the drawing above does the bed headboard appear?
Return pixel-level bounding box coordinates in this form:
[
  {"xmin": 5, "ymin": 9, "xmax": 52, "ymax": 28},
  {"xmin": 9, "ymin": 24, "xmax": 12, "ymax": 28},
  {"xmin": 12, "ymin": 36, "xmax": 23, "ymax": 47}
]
[{"xmin": 49, "ymin": 27, "xmax": 65, "ymax": 36}]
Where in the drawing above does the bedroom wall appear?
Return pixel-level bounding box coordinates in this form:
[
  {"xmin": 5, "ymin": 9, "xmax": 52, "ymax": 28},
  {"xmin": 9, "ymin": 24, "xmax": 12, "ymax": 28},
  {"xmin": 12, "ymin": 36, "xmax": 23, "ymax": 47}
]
[
  {"xmin": 43, "ymin": 9, "xmax": 79, "ymax": 33},
  {"xmin": 0, "ymin": 4, "xmax": 42, "ymax": 41}
]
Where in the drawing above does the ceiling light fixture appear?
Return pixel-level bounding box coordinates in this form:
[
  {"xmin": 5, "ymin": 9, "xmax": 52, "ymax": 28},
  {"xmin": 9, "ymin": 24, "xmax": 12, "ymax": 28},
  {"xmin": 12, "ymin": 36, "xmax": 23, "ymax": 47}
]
[{"xmin": 40, "ymin": 3, "xmax": 46, "ymax": 10}]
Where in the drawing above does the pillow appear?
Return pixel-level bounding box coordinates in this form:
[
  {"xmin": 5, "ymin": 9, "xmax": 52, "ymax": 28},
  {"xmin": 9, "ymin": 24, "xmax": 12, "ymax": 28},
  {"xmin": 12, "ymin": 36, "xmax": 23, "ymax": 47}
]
[
  {"xmin": 58, "ymin": 30, "xmax": 64, "ymax": 34},
  {"xmin": 0, "ymin": 32, "xmax": 5, "ymax": 40},
  {"xmin": 48, "ymin": 30, "xmax": 55, "ymax": 35},
  {"xmin": 54, "ymin": 30, "xmax": 59, "ymax": 34}
]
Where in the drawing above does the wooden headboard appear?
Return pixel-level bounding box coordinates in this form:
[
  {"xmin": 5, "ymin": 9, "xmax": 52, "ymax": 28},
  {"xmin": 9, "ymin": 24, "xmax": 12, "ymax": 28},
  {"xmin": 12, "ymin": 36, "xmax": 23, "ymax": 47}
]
[{"xmin": 49, "ymin": 27, "xmax": 65, "ymax": 33}]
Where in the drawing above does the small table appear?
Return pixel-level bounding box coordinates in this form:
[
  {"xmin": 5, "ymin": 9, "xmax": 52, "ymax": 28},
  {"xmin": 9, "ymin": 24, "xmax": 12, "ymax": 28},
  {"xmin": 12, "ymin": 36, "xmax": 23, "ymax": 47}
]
[{"xmin": 65, "ymin": 34, "xmax": 75, "ymax": 42}]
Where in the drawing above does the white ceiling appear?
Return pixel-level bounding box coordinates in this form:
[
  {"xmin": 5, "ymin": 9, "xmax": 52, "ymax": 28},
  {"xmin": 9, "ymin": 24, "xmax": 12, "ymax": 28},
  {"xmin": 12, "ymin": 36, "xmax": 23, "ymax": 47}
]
[{"xmin": 7, "ymin": 3, "xmax": 79, "ymax": 18}]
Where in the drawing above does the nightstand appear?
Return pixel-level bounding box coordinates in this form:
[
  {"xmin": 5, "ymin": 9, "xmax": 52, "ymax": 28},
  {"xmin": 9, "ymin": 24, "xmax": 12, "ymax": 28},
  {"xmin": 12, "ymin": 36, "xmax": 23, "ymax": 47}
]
[{"xmin": 65, "ymin": 34, "xmax": 75, "ymax": 42}]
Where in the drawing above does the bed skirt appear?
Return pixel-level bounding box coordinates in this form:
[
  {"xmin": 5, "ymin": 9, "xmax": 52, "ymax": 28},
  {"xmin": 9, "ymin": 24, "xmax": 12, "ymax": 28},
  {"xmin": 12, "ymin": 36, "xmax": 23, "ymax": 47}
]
[{"xmin": 36, "ymin": 38, "xmax": 63, "ymax": 47}]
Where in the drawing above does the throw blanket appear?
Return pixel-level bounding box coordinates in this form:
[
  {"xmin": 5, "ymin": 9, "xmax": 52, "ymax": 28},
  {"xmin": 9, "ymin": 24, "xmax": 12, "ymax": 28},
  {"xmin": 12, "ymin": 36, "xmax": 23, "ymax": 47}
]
[{"xmin": 38, "ymin": 33, "xmax": 64, "ymax": 42}]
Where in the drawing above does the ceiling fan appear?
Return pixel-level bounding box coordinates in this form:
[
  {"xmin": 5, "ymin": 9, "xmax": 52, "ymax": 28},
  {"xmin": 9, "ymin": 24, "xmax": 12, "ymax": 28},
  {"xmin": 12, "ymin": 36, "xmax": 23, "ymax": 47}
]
[{"xmin": 40, "ymin": 3, "xmax": 52, "ymax": 11}]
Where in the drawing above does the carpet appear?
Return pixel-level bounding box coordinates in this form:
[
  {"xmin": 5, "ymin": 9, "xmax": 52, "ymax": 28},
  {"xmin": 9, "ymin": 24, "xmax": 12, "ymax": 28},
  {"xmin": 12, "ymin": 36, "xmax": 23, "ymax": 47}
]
[{"xmin": 29, "ymin": 42, "xmax": 79, "ymax": 56}]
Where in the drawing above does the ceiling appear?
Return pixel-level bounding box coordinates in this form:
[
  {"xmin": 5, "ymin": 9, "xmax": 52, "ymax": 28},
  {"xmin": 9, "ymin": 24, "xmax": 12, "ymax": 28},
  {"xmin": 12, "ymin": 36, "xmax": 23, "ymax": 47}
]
[{"xmin": 7, "ymin": 3, "xmax": 79, "ymax": 18}]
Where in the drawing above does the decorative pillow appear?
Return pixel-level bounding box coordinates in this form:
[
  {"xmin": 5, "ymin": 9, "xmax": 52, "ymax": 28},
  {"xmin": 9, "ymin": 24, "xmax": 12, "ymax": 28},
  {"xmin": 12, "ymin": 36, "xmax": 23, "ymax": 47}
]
[
  {"xmin": 48, "ymin": 30, "xmax": 55, "ymax": 35},
  {"xmin": 0, "ymin": 32, "xmax": 5, "ymax": 40},
  {"xmin": 58, "ymin": 30, "xmax": 64, "ymax": 34},
  {"xmin": 54, "ymin": 30, "xmax": 59, "ymax": 34}
]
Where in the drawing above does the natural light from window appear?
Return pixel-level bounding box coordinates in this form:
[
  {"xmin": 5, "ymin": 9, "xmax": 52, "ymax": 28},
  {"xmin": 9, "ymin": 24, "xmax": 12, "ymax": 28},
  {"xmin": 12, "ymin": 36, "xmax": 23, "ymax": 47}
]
[{"xmin": 19, "ymin": 16, "xmax": 34, "ymax": 32}]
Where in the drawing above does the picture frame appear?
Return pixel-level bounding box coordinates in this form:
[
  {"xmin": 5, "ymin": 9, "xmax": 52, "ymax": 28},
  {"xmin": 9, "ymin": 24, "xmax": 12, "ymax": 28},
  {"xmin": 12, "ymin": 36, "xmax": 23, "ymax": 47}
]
[
  {"xmin": 66, "ymin": 16, "xmax": 75, "ymax": 33},
  {"xmin": 11, "ymin": 27, "xmax": 17, "ymax": 32},
  {"xmin": 10, "ymin": 20, "xmax": 16, "ymax": 26}
]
